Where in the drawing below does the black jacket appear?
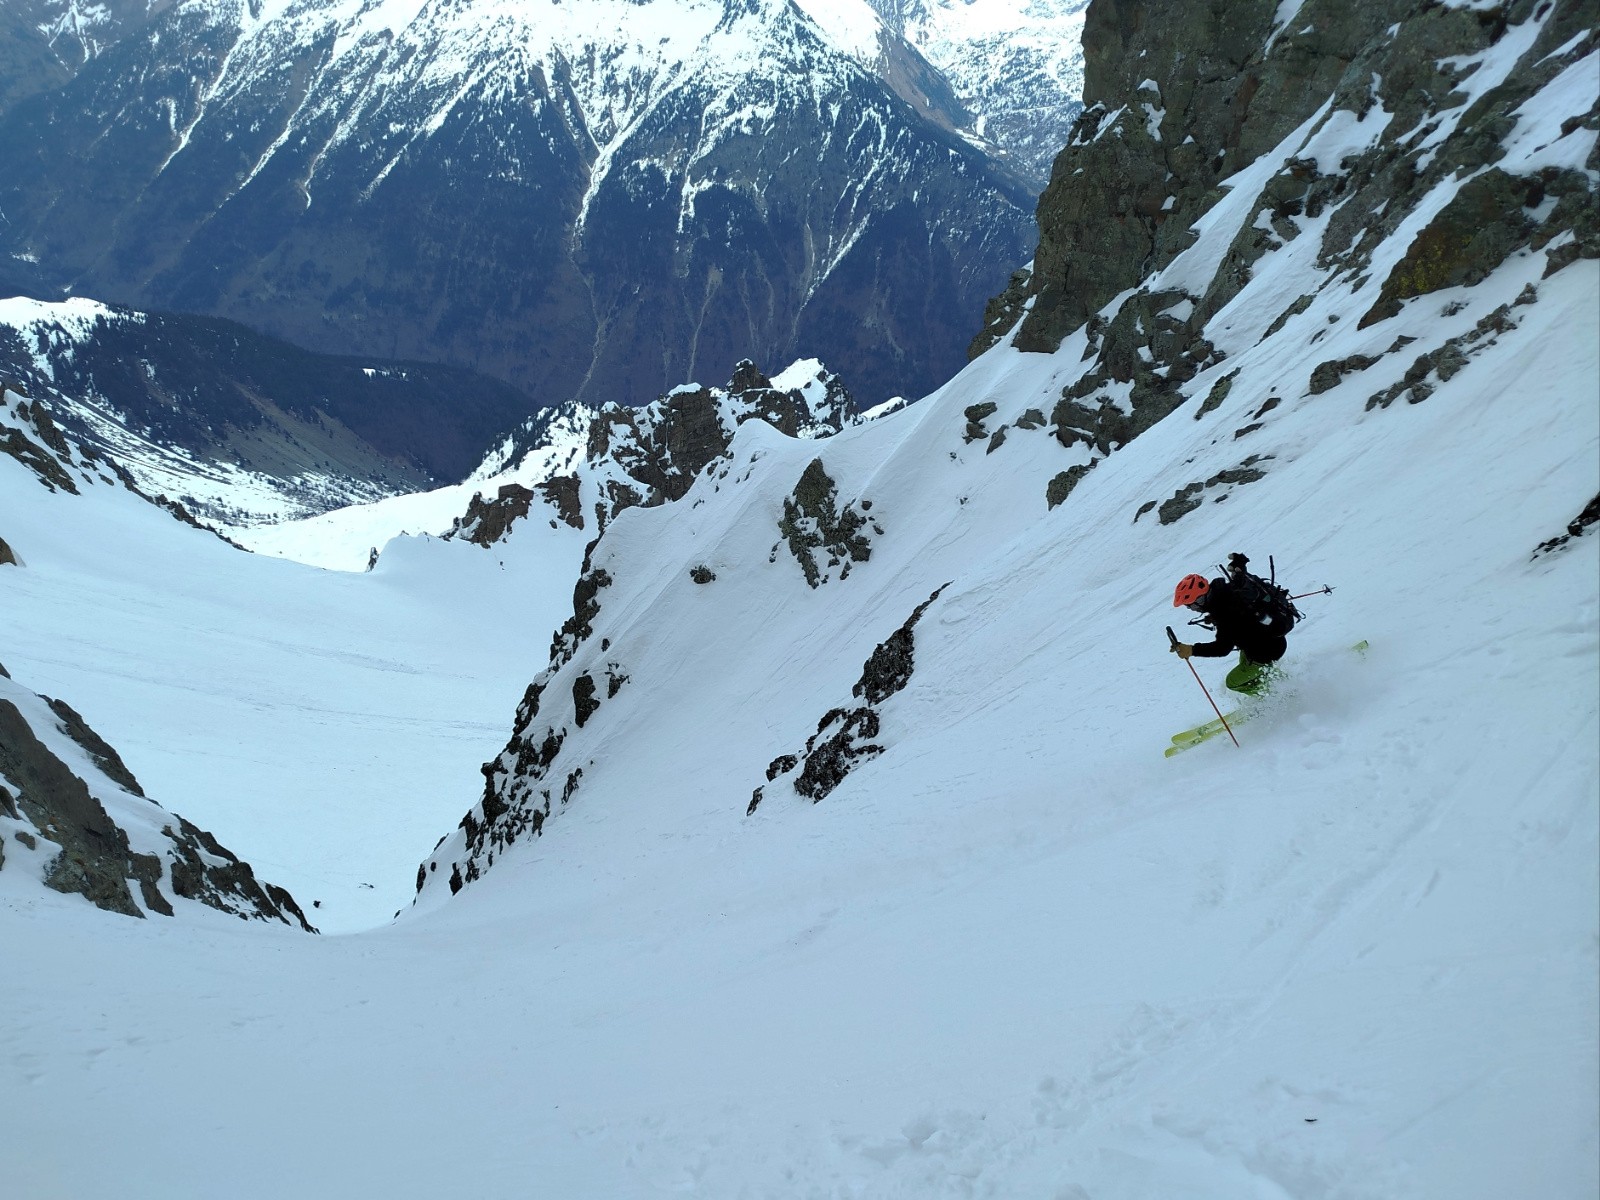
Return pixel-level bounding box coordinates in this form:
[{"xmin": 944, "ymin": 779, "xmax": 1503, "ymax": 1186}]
[{"xmin": 1189, "ymin": 576, "xmax": 1288, "ymax": 663}]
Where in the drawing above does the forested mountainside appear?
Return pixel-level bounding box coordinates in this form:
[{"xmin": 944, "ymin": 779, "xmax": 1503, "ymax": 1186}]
[{"xmin": 0, "ymin": 296, "xmax": 537, "ymax": 523}]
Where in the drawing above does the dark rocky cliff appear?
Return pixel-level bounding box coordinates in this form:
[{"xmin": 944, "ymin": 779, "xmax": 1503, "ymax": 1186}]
[{"xmin": 972, "ymin": 0, "xmax": 1597, "ymax": 469}]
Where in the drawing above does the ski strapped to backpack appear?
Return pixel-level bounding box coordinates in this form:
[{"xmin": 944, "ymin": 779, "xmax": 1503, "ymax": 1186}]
[{"xmin": 1215, "ymin": 552, "xmax": 1302, "ymax": 635}]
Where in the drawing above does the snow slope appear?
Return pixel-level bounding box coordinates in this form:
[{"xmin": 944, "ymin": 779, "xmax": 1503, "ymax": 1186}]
[
  {"xmin": 2, "ymin": 6, "xmax": 1596, "ymax": 1199},
  {"xmin": 4, "ymin": 265, "xmax": 1594, "ymax": 1197},
  {"xmin": 0, "ymin": 457, "xmax": 586, "ymax": 929}
]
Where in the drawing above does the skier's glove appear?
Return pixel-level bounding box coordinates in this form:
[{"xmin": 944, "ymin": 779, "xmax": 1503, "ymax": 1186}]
[{"xmin": 1171, "ymin": 642, "xmax": 1194, "ymax": 659}]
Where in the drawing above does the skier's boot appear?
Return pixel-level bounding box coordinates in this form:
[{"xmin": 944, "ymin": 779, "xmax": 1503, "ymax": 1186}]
[{"xmin": 1225, "ymin": 654, "xmax": 1282, "ymax": 697}]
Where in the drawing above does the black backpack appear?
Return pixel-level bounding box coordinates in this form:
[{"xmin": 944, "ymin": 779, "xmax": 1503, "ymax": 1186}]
[{"xmin": 1224, "ymin": 553, "xmax": 1301, "ymax": 636}]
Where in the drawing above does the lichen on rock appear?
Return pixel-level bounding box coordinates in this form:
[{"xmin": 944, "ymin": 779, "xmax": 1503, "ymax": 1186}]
[{"xmin": 1358, "ymin": 169, "xmax": 1550, "ymax": 328}]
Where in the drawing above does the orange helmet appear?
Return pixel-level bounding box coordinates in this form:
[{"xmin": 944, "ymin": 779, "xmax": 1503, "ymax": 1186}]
[{"xmin": 1173, "ymin": 573, "xmax": 1210, "ymax": 607}]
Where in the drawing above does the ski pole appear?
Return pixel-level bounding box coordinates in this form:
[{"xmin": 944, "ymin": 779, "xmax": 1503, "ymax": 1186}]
[
  {"xmin": 1289, "ymin": 584, "xmax": 1335, "ymax": 600},
  {"xmin": 1167, "ymin": 625, "xmax": 1239, "ymax": 748}
]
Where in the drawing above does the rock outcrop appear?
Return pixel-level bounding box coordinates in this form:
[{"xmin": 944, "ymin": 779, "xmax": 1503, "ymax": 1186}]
[
  {"xmin": 448, "ymin": 360, "xmax": 857, "ymax": 547},
  {"xmin": 774, "ymin": 458, "xmax": 881, "ymax": 588},
  {"xmin": 416, "ymin": 360, "xmax": 869, "ymax": 898},
  {"xmin": 0, "ymin": 675, "xmax": 315, "ymax": 929},
  {"xmin": 969, "ymin": 0, "xmax": 1596, "ymax": 510},
  {"xmin": 749, "ymin": 585, "xmax": 949, "ymax": 813},
  {"xmin": 1533, "ymin": 493, "xmax": 1600, "ymax": 557},
  {"xmin": 454, "ymin": 485, "xmax": 538, "ymax": 549},
  {"xmin": 1, "ymin": 388, "xmax": 81, "ymax": 496}
]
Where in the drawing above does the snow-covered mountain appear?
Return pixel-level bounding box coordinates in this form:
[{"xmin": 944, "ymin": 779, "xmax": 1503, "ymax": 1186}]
[
  {"xmin": 2, "ymin": 0, "xmax": 1596, "ymax": 1195},
  {"xmin": 0, "ymin": 0, "xmax": 1036, "ymax": 410},
  {"xmin": 862, "ymin": 0, "xmax": 1090, "ymax": 182},
  {"xmin": 5, "ymin": 0, "xmax": 164, "ymax": 67},
  {"xmin": 0, "ymin": 662, "xmax": 316, "ymax": 928},
  {"xmin": 0, "ymin": 371, "xmax": 246, "ymax": 542},
  {"xmin": 0, "ymin": 0, "xmax": 163, "ymax": 110},
  {"xmin": 0, "ymin": 295, "xmax": 540, "ymax": 524},
  {"xmin": 449, "ymin": 357, "xmax": 857, "ymax": 542}
]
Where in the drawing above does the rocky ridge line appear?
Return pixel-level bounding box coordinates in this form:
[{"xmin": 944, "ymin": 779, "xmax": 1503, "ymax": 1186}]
[{"xmin": 447, "ymin": 360, "xmax": 856, "ymax": 548}]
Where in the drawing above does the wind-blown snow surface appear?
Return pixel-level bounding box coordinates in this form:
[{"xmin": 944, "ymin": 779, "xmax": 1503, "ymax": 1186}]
[{"xmin": 4, "ymin": 257, "xmax": 1596, "ymax": 1195}]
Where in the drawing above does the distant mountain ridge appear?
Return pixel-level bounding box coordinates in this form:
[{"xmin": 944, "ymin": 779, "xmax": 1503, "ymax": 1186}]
[
  {"xmin": 0, "ymin": 0, "xmax": 1038, "ymax": 412},
  {"xmin": 862, "ymin": 0, "xmax": 1090, "ymax": 183},
  {"xmin": 0, "ymin": 296, "xmax": 536, "ymax": 524}
]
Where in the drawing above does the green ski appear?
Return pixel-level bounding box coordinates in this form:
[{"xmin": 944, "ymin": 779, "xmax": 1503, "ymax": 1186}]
[
  {"xmin": 1166, "ymin": 709, "xmax": 1250, "ymax": 756},
  {"xmin": 1164, "ymin": 640, "xmax": 1369, "ymax": 758}
]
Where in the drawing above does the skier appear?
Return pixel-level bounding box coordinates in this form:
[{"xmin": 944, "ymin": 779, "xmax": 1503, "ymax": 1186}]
[{"xmin": 1168, "ymin": 553, "xmax": 1298, "ymax": 696}]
